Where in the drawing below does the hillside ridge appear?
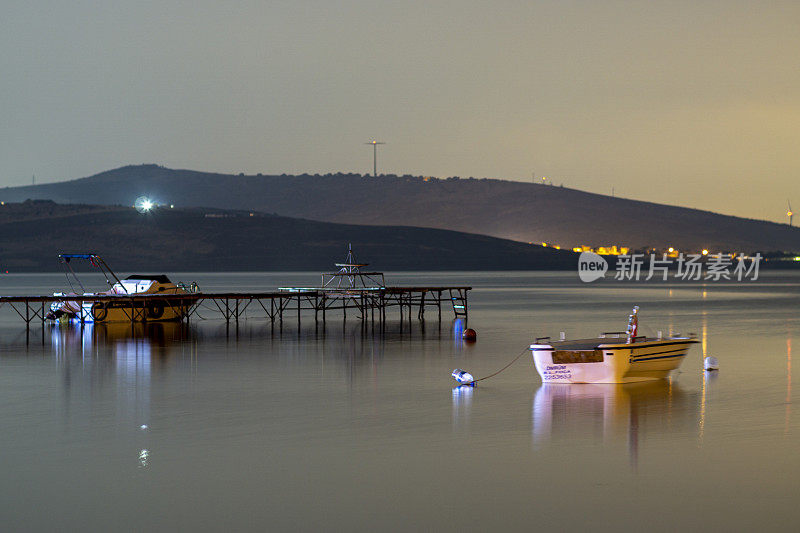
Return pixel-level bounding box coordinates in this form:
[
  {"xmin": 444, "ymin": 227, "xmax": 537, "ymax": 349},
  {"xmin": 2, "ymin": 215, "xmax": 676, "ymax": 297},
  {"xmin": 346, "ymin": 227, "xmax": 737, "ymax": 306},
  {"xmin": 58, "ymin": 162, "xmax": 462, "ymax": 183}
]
[
  {"xmin": 2, "ymin": 165, "xmax": 798, "ymax": 252},
  {"xmin": 0, "ymin": 200, "xmax": 576, "ymax": 272}
]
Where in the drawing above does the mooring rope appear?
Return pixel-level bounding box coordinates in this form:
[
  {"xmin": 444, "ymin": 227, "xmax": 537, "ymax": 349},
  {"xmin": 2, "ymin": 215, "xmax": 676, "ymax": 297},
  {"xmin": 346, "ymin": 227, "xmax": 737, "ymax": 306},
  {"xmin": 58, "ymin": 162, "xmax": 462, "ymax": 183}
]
[{"xmin": 465, "ymin": 346, "xmax": 530, "ymax": 385}]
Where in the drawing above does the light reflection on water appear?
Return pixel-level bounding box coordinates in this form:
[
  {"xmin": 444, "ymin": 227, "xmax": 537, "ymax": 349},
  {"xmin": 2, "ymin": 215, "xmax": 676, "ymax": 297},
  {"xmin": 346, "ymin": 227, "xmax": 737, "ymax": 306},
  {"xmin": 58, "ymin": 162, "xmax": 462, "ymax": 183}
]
[
  {"xmin": 0, "ymin": 271, "xmax": 799, "ymax": 530},
  {"xmin": 531, "ymin": 380, "xmax": 701, "ymax": 471},
  {"xmin": 787, "ymin": 336, "xmax": 793, "ymax": 436}
]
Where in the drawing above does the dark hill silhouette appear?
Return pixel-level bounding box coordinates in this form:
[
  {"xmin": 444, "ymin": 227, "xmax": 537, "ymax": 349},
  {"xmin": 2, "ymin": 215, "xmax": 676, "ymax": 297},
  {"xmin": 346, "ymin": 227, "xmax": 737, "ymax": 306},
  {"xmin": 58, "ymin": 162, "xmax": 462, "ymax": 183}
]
[
  {"xmin": 0, "ymin": 200, "xmax": 575, "ymax": 272},
  {"xmin": 2, "ymin": 164, "xmax": 798, "ymax": 252}
]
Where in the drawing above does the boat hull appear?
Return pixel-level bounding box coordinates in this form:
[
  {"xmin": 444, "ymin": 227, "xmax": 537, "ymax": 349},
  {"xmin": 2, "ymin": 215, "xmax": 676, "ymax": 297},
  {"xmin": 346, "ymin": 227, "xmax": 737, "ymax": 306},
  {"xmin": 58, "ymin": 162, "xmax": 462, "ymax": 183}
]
[
  {"xmin": 50, "ymin": 294, "xmax": 192, "ymax": 323},
  {"xmin": 88, "ymin": 299, "xmax": 191, "ymax": 323},
  {"xmin": 530, "ymin": 339, "xmax": 697, "ymax": 384}
]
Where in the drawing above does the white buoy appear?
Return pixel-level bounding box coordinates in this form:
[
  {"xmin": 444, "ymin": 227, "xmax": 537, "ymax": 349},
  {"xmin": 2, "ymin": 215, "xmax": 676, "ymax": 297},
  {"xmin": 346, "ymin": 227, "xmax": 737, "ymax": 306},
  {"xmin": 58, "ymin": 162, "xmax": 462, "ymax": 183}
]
[
  {"xmin": 451, "ymin": 369, "xmax": 475, "ymax": 385},
  {"xmin": 704, "ymin": 356, "xmax": 719, "ymax": 371}
]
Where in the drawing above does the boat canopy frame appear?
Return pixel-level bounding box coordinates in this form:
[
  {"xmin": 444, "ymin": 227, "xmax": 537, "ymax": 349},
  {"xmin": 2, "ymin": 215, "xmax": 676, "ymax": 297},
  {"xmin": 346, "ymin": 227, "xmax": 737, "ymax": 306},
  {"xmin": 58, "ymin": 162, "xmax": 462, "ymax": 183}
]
[{"xmin": 58, "ymin": 254, "xmax": 128, "ymax": 294}]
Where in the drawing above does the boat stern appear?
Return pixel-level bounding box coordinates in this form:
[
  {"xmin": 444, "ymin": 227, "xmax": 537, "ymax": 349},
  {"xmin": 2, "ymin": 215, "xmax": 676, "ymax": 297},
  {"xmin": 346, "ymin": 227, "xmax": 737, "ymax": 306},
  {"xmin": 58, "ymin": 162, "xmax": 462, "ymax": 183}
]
[{"xmin": 530, "ymin": 343, "xmax": 629, "ymax": 383}]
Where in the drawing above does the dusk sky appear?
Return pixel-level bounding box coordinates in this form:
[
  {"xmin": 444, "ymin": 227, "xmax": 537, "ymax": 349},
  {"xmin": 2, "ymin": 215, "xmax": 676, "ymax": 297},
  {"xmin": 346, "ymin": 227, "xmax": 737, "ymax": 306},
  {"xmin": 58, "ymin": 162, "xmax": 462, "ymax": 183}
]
[{"xmin": 2, "ymin": 1, "xmax": 798, "ymax": 222}]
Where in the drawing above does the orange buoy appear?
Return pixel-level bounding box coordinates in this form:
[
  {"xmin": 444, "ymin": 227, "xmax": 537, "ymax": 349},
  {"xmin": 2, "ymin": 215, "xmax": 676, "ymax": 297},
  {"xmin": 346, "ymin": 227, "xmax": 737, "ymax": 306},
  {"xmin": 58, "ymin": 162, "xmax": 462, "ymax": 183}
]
[{"xmin": 462, "ymin": 328, "xmax": 477, "ymax": 341}]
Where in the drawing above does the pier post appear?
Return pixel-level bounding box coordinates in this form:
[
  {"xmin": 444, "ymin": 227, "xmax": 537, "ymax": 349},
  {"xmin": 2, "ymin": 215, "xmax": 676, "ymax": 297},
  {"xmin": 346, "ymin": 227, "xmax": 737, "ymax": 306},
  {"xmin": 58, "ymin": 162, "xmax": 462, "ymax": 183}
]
[
  {"xmin": 25, "ymin": 299, "xmax": 30, "ymax": 343},
  {"xmin": 41, "ymin": 302, "xmax": 45, "ymax": 345},
  {"xmin": 399, "ymin": 295, "xmax": 404, "ymax": 331}
]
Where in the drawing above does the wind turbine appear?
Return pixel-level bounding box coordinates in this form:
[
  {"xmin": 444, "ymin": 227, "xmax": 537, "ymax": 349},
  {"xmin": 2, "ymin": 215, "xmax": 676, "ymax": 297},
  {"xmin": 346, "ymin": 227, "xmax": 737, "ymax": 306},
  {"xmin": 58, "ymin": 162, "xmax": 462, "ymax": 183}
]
[{"xmin": 788, "ymin": 200, "xmax": 794, "ymax": 226}]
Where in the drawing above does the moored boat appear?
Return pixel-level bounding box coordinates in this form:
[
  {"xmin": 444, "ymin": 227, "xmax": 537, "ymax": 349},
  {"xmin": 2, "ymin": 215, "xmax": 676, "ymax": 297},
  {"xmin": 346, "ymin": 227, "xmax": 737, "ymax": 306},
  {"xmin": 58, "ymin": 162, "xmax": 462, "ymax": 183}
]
[
  {"xmin": 46, "ymin": 254, "xmax": 198, "ymax": 323},
  {"xmin": 529, "ymin": 306, "xmax": 698, "ymax": 384}
]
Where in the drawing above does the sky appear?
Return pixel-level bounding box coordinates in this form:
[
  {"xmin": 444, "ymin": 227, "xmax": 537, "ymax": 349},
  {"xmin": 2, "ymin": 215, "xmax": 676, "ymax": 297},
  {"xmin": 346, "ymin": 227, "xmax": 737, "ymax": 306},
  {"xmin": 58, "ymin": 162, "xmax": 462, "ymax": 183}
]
[{"xmin": 2, "ymin": 1, "xmax": 798, "ymax": 222}]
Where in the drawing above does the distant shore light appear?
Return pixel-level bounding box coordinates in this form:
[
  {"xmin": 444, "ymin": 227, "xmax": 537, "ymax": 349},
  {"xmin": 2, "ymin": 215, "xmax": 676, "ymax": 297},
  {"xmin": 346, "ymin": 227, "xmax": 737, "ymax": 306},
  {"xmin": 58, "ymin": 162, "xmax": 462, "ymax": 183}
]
[{"xmin": 134, "ymin": 195, "xmax": 155, "ymax": 213}]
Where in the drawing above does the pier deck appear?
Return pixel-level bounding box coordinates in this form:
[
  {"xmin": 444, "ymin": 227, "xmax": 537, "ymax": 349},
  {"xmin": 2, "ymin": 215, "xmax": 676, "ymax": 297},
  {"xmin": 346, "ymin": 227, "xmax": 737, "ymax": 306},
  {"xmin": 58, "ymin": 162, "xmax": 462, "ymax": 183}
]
[
  {"xmin": 1, "ymin": 247, "xmax": 471, "ymax": 338},
  {"xmin": 0, "ymin": 286, "xmax": 471, "ymax": 332}
]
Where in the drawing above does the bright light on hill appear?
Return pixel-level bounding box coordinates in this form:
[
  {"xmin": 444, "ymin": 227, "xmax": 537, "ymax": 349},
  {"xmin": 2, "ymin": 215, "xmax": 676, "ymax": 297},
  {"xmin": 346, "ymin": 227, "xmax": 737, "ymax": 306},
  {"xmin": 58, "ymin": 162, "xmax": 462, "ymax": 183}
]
[{"xmin": 134, "ymin": 196, "xmax": 155, "ymax": 213}]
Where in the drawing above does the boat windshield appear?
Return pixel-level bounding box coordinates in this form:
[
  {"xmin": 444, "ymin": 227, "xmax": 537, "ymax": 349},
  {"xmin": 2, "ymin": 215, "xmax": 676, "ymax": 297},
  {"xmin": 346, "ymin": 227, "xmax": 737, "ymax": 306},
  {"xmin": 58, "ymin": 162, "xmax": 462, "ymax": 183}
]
[{"xmin": 111, "ymin": 279, "xmax": 155, "ymax": 294}]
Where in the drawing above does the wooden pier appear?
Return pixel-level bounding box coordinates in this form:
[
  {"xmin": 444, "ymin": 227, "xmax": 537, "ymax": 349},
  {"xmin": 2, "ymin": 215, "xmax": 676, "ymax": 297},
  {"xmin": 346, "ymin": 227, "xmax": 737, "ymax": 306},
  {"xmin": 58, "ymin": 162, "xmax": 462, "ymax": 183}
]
[
  {"xmin": 0, "ymin": 286, "xmax": 470, "ymax": 331},
  {"xmin": 0, "ymin": 247, "xmax": 470, "ymax": 337}
]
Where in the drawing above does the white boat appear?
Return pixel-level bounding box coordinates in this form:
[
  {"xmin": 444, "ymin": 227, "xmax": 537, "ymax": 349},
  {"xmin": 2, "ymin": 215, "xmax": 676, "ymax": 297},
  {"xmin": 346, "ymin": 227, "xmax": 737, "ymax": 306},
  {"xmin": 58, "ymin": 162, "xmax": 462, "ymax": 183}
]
[
  {"xmin": 529, "ymin": 306, "xmax": 698, "ymax": 384},
  {"xmin": 46, "ymin": 254, "xmax": 198, "ymax": 323}
]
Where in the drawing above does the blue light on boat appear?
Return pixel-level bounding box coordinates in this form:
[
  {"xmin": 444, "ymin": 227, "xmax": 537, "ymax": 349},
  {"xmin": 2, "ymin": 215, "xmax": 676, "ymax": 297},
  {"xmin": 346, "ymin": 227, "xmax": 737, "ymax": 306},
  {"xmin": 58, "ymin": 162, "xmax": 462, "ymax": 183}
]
[{"xmin": 451, "ymin": 368, "xmax": 475, "ymax": 385}]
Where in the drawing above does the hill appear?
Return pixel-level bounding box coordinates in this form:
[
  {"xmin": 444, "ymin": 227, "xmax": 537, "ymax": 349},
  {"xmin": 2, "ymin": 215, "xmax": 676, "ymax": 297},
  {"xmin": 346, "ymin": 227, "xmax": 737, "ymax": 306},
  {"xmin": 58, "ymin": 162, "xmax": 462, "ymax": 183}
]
[
  {"xmin": 0, "ymin": 200, "xmax": 576, "ymax": 272},
  {"xmin": 2, "ymin": 165, "xmax": 799, "ymax": 252}
]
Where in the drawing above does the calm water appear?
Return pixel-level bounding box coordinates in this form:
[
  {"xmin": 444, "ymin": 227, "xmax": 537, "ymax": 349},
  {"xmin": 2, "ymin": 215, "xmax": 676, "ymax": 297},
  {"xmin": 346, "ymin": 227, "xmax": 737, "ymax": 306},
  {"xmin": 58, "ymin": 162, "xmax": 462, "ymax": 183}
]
[{"xmin": 1, "ymin": 271, "xmax": 799, "ymax": 531}]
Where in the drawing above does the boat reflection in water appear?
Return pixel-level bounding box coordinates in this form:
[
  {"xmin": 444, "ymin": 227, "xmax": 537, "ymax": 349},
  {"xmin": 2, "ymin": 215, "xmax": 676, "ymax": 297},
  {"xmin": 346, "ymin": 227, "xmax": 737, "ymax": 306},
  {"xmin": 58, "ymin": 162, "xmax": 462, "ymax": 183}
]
[
  {"xmin": 50, "ymin": 321, "xmax": 193, "ymax": 357},
  {"xmin": 49, "ymin": 321, "xmax": 196, "ymax": 469},
  {"xmin": 49, "ymin": 320, "xmax": 197, "ymax": 392},
  {"xmin": 532, "ymin": 380, "xmax": 699, "ymax": 469}
]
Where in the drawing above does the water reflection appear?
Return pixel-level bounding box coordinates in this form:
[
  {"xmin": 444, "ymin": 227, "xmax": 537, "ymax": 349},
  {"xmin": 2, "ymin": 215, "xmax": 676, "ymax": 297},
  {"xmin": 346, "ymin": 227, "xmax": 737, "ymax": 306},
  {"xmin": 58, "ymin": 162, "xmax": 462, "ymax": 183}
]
[
  {"xmin": 44, "ymin": 318, "xmax": 461, "ymax": 391},
  {"xmin": 787, "ymin": 336, "xmax": 792, "ymax": 436},
  {"xmin": 699, "ymin": 313, "xmax": 708, "ymax": 442},
  {"xmin": 48, "ymin": 322, "xmax": 196, "ymax": 471},
  {"xmin": 138, "ymin": 448, "xmax": 150, "ymax": 469},
  {"xmin": 532, "ymin": 381, "xmax": 699, "ymax": 470},
  {"xmin": 451, "ymin": 385, "xmax": 474, "ymax": 432},
  {"xmin": 50, "ymin": 321, "xmax": 193, "ymax": 355},
  {"xmin": 453, "ymin": 318, "xmax": 465, "ymax": 350}
]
